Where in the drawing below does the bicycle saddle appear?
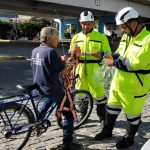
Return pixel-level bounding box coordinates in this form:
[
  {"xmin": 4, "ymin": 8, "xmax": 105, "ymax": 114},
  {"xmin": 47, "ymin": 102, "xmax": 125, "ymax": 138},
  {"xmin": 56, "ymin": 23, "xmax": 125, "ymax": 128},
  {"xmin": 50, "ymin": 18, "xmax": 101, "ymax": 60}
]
[{"xmin": 16, "ymin": 84, "xmax": 39, "ymax": 93}]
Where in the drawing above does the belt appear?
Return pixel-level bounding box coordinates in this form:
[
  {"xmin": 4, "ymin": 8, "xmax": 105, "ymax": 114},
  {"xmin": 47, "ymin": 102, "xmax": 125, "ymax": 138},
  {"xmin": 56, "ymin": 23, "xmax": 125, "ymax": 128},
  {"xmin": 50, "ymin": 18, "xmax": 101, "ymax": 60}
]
[{"xmin": 79, "ymin": 60, "xmax": 102, "ymax": 63}]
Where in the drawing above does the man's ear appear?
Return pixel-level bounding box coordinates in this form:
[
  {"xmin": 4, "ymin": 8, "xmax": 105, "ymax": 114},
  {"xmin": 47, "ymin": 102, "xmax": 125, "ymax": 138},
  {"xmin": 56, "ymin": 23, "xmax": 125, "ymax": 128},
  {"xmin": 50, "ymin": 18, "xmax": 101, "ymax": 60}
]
[
  {"xmin": 46, "ymin": 36, "xmax": 52, "ymax": 42},
  {"xmin": 131, "ymin": 20, "xmax": 138, "ymax": 28},
  {"xmin": 43, "ymin": 37, "xmax": 48, "ymax": 43}
]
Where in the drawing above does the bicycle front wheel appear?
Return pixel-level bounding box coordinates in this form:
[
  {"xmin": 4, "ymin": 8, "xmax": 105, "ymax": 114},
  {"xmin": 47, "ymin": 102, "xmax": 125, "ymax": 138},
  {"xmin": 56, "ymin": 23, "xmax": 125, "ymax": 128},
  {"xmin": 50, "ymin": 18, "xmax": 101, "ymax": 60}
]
[
  {"xmin": 57, "ymin": 90, "xmax": 93, "ymax": 130},
  {"xmin": 0, "ymin": 103, "xmax": 34, "ymax": 150}
]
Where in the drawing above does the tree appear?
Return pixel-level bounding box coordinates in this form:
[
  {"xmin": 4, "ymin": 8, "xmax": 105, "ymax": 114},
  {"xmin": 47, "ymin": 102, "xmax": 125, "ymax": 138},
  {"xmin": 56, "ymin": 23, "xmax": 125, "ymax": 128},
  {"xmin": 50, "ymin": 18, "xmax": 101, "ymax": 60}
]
[
  {"xmin": 17, "ymin": 18, "xmax": 50, "ymax": 40},
  {"xmin": 0, "ymin": 20, "xmax": 12, "ymax": 39}
]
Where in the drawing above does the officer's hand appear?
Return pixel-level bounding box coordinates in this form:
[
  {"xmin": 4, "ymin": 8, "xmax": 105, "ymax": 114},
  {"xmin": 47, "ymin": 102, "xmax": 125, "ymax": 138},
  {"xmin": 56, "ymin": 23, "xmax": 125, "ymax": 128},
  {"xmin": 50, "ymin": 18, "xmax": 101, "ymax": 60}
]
[
  {"xmin": 69, "ymin": 51, "xmax": 76, "ymax": 61},
  {"xmin": 103, "ymin": 54, "xmax": 114, "ymax": 67},
  {"xmin": 90, "ymin": 52, "xmax": 101, "ymax": 58},
  {"xmin": 103, "ymin": 54, "xmax": 113, "ymax": 59},
  {"xmin": 73, "ymin": 45, "xmax": 81, "ymax": 57},
  {"xmin": 70, "ymin": 47, "xmax": 81, "ymax": 60}
]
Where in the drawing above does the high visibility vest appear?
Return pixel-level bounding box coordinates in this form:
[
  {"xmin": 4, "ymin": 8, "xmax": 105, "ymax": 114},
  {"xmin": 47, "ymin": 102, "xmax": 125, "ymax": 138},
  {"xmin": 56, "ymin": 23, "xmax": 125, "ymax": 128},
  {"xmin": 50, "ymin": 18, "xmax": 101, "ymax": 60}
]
[
  {"xmin": 112, "ymin": 27, "xmax": 150, "ymax": 95},
  {"xmin": 69, "ymin": 29, "xmax": 111, "ymax": 60}
]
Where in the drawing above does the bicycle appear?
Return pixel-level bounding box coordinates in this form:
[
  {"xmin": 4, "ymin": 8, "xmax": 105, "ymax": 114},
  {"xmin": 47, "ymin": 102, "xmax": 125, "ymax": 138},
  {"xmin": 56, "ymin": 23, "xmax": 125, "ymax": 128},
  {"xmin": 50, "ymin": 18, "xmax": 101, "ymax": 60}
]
[{"xmin": 0, "ymin": 67, "xmax": 93, "ymax": 150}]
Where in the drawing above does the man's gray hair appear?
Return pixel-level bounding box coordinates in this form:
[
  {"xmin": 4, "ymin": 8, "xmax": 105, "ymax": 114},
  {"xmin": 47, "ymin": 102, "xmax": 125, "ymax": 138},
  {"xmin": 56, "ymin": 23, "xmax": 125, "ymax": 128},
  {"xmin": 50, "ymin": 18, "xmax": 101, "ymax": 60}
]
[{"xmin": 40, "ymin": 27, "xmax": 58, "ymax": 42}]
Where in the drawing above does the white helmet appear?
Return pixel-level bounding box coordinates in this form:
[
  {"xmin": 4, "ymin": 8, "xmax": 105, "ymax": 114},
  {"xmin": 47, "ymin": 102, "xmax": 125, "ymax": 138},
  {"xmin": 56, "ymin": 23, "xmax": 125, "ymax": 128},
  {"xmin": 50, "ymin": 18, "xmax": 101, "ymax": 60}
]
[
  {"xmin": 79, "ymin": 11, "xmax": 94, "ymax": 22},
  {"xmin": 116, "ymin": 7, "xmax": 139, "ymax": 25}
]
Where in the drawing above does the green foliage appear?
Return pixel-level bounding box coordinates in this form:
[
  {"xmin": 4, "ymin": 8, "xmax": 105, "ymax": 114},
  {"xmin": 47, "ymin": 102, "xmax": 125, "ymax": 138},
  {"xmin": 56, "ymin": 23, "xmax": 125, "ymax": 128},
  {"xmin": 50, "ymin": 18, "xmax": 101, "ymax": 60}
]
[
  {"xmin": 64, "ymin": 32, "xmax": 71, "ymax": 39},
  {"xmin": 0, "ymin": 20, "xmax": 12, "ymax": 39},
  {"xmin": 0, "ymin": 18, "xmax": 51, "ymax": 40},
  {"xmin": 71, "ymin": 28, "xmax": 76, "ymax": 34},
  {"xmin": 17, "ymin": 19, "xmax": 50, "ymax": 40}
]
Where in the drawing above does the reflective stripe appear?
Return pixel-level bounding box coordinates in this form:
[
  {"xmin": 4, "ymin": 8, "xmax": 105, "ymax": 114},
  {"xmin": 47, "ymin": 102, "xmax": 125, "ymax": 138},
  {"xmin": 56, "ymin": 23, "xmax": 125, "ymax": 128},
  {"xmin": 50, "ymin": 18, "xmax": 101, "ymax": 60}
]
[
  {"xmin": 107, "ymin": 109, "xmax": 120, "ymax": 115},
  {"xmin": 118, "ymin": 56, "xmax": 146, "ymax": 86},
  {"xmin": 95, "ymin": 96, "xmax": 107, "ymax": 104},
  {"xmin": 89, "ymin": 40, "xmax": 102, "ymax": 43},
  {"xmin": 133, "ymin": 43, "xmax": 142, "ymax": 47},
  {"xmin": 124, "ymin": 58, "xmax": 132, "ymax": 71},
  {"xmin": 121, "ymin": 40, "xmax": 126, "ymax": 42},
  {"xmin": 134, "ymin": 93, "xmax": 146, "ymax": 98},
  {"xmin": 75, "ymin": 40, "xmax": 83, "ymax": 43},
  {"xmin": 135, "ymin": 73, "xmax": 143, "ymax": 86},
  {"xmin": 119, "ymin": 56, "xmax": 132, "ymax": 71},
  {"xmin": 127, "ymin": 114, "xmax": 141, "ymax": 125},
  {"xmin": 116, "ymin": 56, "xmax": 150, "ymax": 74},
  {"xmin": 127, "ymin": 114, "xmax": 141, "ymax": 119},
  {"xmin": 106, "ymin": 105, "xmax": 121, "ymax": 115}
]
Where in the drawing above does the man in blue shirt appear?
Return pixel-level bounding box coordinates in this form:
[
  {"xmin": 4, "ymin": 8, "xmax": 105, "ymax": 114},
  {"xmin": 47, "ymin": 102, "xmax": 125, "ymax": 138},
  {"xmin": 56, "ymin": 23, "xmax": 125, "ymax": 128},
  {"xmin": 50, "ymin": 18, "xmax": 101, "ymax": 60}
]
[{"xmin": 31, "ymin": 27, "xmax": 82, "ymax": 150}]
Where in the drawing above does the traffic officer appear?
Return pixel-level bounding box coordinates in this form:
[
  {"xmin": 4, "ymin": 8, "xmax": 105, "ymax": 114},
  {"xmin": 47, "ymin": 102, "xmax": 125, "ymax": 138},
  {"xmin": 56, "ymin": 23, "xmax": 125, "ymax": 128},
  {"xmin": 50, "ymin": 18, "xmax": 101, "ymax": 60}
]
[
  {"xmin": 94, "ymin": 7, "xmax": 150, "ymax": 149},
  {"xmin": 69, "ymin": 11, "xmax": 111, "ymax": 125}
]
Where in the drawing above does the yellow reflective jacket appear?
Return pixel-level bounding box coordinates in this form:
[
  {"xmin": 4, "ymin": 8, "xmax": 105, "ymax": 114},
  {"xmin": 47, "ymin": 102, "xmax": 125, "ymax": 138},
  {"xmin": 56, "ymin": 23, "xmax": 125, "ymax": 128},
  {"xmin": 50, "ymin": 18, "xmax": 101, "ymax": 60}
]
[
  {"xmin": 69, "ymin": 29, "xmax": 111, "ymax": 60},
  {"xmin": 69, "ymin": 29, "xmax": 111, "ymax": 99},
  {"xmin": 112, "ymin": 27, "xmax": 150, "ymax": 95}
]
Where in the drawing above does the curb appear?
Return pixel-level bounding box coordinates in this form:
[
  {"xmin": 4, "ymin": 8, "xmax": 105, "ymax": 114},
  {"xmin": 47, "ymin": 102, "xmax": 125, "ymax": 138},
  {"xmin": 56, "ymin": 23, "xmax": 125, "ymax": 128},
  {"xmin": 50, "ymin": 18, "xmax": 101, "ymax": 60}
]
[
  {"xmin": 0, "ymin": 39, "xmax": 70, "ymax": 43},
  {"xmin": 0, "ymin": 39, "xmax": 39, "ymax": 43},
  {"xmin": 0, "ymin": 56, "xmax": 26, "ymax": 61}
]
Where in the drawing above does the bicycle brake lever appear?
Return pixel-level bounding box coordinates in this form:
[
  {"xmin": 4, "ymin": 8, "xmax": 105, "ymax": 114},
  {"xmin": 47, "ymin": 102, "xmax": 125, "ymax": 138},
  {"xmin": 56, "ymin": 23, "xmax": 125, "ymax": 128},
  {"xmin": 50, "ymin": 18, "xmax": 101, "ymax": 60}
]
[{"xmin": 69, "ymin": 74, "xmax": 79, "ymax": 80}]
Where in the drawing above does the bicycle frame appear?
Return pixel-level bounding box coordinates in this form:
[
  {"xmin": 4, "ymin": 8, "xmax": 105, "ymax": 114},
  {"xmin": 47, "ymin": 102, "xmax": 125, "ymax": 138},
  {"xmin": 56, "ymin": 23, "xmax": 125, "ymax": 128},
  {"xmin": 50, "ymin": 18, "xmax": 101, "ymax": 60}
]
[
  {"xmin": 0, "ymin": 59, "xmax": 81, "ymax": 137},
  {"xmin": 0, "ymin": 57, "xmax": 94, "ymax": 149},
  {"xmin": 0, "ymin": 91, "xmax": 57, "ymax": 135}
]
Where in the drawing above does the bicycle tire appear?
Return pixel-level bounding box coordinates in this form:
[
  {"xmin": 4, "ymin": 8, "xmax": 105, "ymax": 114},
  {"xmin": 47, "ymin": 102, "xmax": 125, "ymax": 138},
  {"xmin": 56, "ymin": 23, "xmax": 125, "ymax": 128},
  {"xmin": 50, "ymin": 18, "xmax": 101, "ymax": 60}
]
[
  {"xmin": 0, "ymin": 102, "xmax": 34, "ymax": 150},
  {"xmin": 57, "ymin": 90, "xmax": 93, "ymax": 130}
]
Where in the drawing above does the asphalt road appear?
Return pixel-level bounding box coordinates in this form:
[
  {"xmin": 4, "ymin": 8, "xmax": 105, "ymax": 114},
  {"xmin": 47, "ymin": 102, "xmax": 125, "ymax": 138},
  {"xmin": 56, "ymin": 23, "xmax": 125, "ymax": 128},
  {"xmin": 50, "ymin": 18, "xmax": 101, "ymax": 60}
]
[
  {"xmin": 0, "ymin": 41, "xmax": 69, "ymax": 92},
  {"xmin": 0, "ymin": 60, "xmax": 32, "ymax": 90}
]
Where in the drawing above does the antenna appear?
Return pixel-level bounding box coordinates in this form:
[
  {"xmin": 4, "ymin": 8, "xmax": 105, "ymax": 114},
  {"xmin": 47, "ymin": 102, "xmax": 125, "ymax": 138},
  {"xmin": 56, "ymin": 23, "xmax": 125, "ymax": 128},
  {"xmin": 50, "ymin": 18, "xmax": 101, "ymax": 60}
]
[{"xmin": 54, "ymin": 9, "xmax": 65, "ymax": 54}]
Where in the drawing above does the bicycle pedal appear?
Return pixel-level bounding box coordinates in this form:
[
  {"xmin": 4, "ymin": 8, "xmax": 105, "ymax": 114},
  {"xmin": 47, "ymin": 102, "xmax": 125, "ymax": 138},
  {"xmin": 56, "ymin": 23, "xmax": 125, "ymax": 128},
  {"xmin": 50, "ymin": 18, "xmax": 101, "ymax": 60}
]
[
  {"xmin": 35, "ymin": 120, "xmax": 51, "ymax": 137},
  {"xmin": 36, "ymin": 130, "xmax": 43, "ymax": 137},
  {"xmin": 35, "ymin": 126, "xmax": 45, "ymax": 137},
  {"xmin": 46, "ymin": 120, "xmax": 51, "ymax": 127}
]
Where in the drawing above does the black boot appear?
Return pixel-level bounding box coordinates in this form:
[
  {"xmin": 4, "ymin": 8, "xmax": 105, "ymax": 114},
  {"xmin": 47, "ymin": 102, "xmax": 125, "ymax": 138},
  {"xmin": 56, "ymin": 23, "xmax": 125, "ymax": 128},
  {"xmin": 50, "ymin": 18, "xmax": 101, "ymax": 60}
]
[
  {"xmin": 61, "ymin": 144, "xmax": 72, "ymax": 150},
  {"xmin": 94, "ymin": 112, "xmax": 118, "ymax": 141},
  {"xmin": 61, "ymin": 142, "xmax": 82, "ymax": 150},
  {"xmin": 116, "ymin": 123, "xmax": 139, "ymax": 149},
  {"xmin": 96, "ymin": 103, "xmax": 106, "ymax": 123}
]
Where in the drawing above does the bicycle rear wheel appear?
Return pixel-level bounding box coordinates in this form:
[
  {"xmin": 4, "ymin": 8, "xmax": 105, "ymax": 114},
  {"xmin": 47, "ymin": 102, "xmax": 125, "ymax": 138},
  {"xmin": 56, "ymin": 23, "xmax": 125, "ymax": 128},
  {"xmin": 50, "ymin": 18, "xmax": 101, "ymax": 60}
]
[
  {"xmin": 57, "ymin": 90, "xmax": 93, "ymax": 130},
  {"xmin": 0, "ymin": 103, "xmax": 34, "ymax": 150}
]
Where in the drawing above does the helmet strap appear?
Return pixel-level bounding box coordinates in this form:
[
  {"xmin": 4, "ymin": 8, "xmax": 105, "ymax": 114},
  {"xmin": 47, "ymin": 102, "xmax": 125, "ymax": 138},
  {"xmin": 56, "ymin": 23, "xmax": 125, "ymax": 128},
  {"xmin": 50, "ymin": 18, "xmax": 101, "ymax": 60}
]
[{"xmin": 125, "ymin": 22, "xmax": 138, "ymax": 36}]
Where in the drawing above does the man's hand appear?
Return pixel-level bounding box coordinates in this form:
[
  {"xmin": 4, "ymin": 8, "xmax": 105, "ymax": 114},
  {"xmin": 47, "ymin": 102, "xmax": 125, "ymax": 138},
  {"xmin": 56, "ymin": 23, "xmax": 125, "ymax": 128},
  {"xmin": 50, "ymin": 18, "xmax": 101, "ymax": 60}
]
[
  {"xmin": 69, "ymin": 45, "xmax": 81, "ymax": 61},
  {"xmin": 90, "ymin": 52, "xmax": 101, "ymax": 58},
  {"xmin": 103, "ymin": 54, "xmax": 114, "ymax": 67},
  {"xmin": 73, "ymin": 45, "xmax": 81, "ymax": 57},
  {"xmin": 60, "ymin": 55, "xmax": 68, "ymax": 61}
]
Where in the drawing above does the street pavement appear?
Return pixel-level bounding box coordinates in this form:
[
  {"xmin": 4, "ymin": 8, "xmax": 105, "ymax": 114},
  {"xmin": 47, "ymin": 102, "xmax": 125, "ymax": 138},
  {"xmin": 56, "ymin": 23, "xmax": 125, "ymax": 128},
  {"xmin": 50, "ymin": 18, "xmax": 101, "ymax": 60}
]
[
  {"xmin": 20, "ymin": 93, "xmax": 150, "ymax": 150},
  {"xmin": 0, "ymin": 40, "xmax": 68, "ymax": 90}
]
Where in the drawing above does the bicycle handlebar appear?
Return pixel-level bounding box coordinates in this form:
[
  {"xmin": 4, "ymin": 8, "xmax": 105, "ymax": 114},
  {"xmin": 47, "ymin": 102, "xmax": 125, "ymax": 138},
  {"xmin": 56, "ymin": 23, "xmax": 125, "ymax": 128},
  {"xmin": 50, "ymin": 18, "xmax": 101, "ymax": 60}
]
[{"xmin": 69, "ymin": 74, "xmax": 79, "ymax": 80}]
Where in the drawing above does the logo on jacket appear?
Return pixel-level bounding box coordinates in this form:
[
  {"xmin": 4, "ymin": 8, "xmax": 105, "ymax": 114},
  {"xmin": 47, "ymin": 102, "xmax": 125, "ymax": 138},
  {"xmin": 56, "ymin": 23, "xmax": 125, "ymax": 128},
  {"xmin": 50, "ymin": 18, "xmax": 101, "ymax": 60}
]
[{"xmin": 32, "ymin": 53, "xmax": 43, "ymax": 65}]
